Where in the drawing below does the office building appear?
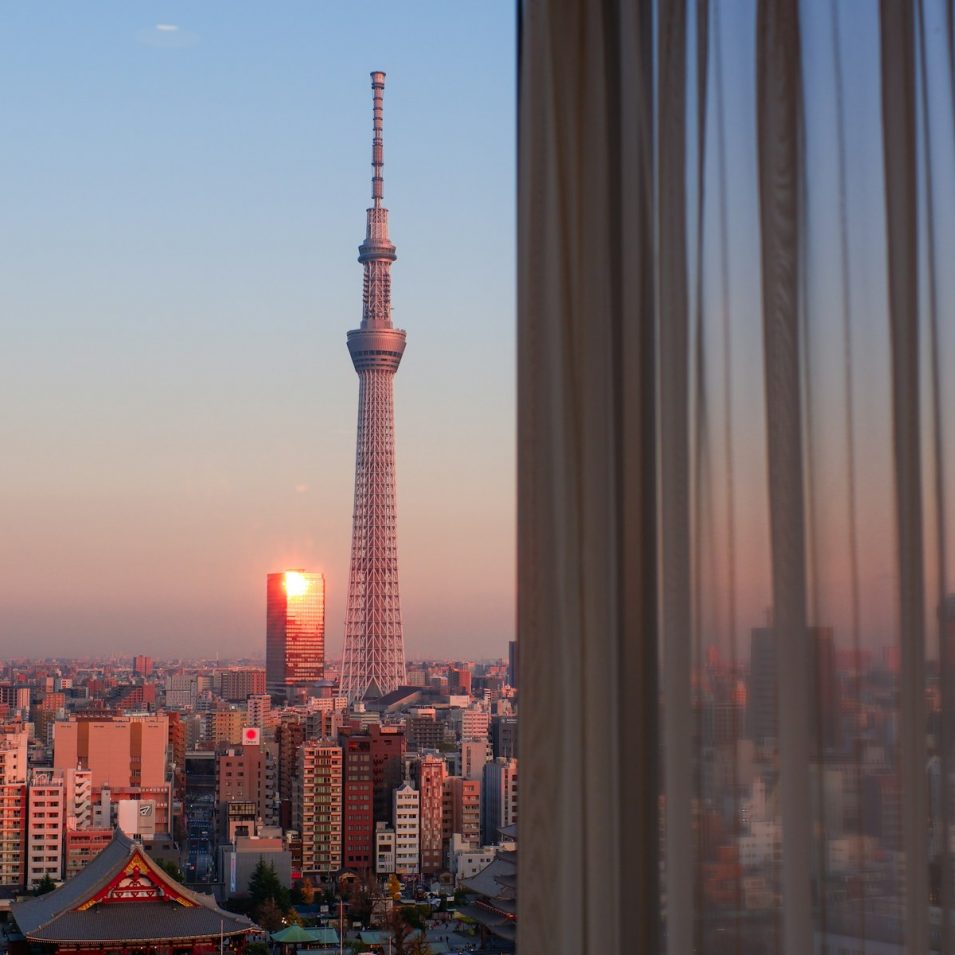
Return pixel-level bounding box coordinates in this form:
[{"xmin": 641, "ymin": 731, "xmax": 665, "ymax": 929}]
[
  {"xmin": 53, "ymin": 715, "xmax": 168, "ymax": 790},
  {"xmin": 266, "ymin": 571, "xmax": 326, "ymax": 693},
  {"xmin": 482, "ymin": 757, "xmax": 518, "ymax": 845}
]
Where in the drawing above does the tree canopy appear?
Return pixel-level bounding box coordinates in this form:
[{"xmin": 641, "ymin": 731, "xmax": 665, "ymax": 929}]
[{"xmin": 249, "ymin": 859, "xmax": 291, "ymax": 912}]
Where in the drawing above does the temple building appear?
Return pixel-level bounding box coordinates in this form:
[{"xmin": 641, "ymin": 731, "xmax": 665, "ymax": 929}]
[
  {"xmin": 9, "ymin": 829, "xmax": 257, "ymax": 954},
  {"xmin": 458, "ymin": 823, "xmax": 517, "ymax": 950}
]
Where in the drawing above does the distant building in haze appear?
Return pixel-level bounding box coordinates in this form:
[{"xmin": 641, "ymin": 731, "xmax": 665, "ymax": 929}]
[
  {"xmin": 266, "ymin": 570, "xmax": 326, "ymax": 695},
  {"xmin": 747, "ymin": 624, "xmax": 841, "ymax": 751},
  {"xmin": 220, "ymin": 669, "xmax": 266, "ymax": 702},
  {"xmin": 748, "ymin": 627, "xmax": 777, "ymax": 744}
]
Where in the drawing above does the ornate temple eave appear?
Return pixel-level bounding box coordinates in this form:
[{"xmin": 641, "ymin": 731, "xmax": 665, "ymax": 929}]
[{"xmin": 10, "ymin": 829, "xmax": 257, "ymax": 948}]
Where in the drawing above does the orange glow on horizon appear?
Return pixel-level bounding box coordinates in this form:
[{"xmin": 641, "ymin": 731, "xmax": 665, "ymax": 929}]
[{"xmin": 284, "ymin": 571, "xmax": 309, "ymax": 598}]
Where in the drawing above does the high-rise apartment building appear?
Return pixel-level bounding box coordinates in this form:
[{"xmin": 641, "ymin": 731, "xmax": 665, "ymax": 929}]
[
  {"xmin": 340, "ymin": 72, "xmax": 408, "ymax": 701},
  {"xmin": 341, "ymin": 734, "xmax": 374, "ymax": 872},
  {"xmin": 245, "ymin": 695, "xmax": 273, "ymax": 731},
  {"xmin": 0, "ymin": 724, "xmax": 27, "ymax": 786},
  {"xmin": 393, "ymin": 781, "xmax": 419, "ymax": 876},
  {"xmin": 133, "ymin": 655, "xmax": 153, "ymax": 677},
  {"xmin": 460, "ymin": 708, "xmax": 490, "ymax": 741},
  {"xmin": 443, "ymin": 776, "xmax": 481, "ymax": 850},
  {"xmin": 63, "ymin": 767, "xmax": 93, "ymax": 830},
  {"xmin": 414, "ymin": 754, "xmax": 447, "ymax": 875},
  {"xmin": 164, "ymin": 673, "xmax": 199, "ymax": 710},
  {"xmin": 266, "ymin": 571, "xmax": 326, "ymax": 693},
  {"xmin": 0, "ymin": 725, "xmax": 28, "ymax": 888},
  {"xmin": 26, "ymin": 769, "xmax": 64, "ymax": 888},
  {"xmin": 275, "ymin": 717, "xmax": 306, "ymax": 830},
  {"xmin": 203, "ymin": 706, "xmax": 245, "ymax": 747},
  {"xmin": 296, "ymin": 742, "xmax": 342, "ymax": 877}
]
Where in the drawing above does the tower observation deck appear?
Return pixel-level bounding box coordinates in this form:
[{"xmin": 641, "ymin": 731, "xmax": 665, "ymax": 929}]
[{"xmin": 340, "ymin": 72, "xmax": 407, "ymax": 701}]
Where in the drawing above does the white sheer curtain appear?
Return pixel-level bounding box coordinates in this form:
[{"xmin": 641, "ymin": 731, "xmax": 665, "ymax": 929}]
[{"xmin": 518, "ymin": 1, "xmax": 955, "ymax": 954}]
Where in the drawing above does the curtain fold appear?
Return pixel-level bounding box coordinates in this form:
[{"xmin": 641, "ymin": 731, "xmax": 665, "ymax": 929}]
[
  {"xmin": 658, "ymin": 0, "xmax": 693, "ymax": 951},
  {"xmin": 755, "ymin": 2, "xmax": 812, "ymax": 953},
  {"xmin": 517, "ymin": 1, "xmax": 657, "ymax": 952},
  {"xmin": 880, "ymin": 3, "xmax": 927, "ymax": 953}
]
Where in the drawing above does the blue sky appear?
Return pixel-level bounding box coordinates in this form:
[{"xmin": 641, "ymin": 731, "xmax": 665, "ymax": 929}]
[{"xmin": 0, "ymin": 3, "xmax": 516, "ymax": 660}]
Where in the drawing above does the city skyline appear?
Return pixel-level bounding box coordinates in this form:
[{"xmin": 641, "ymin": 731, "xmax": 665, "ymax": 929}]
[{"xmin": 0, "ymin": 5, "xmax": 516, "ymax": 659}]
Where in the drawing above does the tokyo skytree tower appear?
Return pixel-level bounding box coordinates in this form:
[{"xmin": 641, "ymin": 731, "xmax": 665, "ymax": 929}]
[{"xmin": 340, "ymin": 72, "xmax": 407, "ymax": 701}]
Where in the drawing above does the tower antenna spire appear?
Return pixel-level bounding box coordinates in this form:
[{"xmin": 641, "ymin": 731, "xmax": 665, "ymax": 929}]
[{"xmin": 371, "ymin": 70, "xmax": 385, "ymax": 208}]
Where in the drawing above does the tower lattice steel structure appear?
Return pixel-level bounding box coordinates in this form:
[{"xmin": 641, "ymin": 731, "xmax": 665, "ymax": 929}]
[{"xmin": 340, "ymin": 71, "xmax": 407, "ymax": 701}]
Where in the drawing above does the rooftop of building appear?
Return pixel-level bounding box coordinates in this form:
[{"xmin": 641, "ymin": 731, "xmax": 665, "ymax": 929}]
[{"xmin": 11, "ymin": 829, "xmax": 257, "ymax": 944}]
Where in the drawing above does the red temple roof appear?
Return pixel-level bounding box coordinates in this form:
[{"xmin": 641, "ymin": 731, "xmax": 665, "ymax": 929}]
[{"xmin": 11, "ymin": 829, "xmax": 257, "ymax": 944}]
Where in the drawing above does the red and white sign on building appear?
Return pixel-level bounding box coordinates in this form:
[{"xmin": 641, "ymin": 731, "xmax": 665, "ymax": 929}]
[{"xmin": 242, "ymin": 727, "xmax": 260, "ymax": 746}]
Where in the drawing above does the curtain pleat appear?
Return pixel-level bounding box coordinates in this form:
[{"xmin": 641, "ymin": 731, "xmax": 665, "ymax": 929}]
[
  {"xmin": 658, "ymin": 2, "xmax": 693, "ymax": 953},
  {"xmin": 756, "ymin": 2, "xmax": 812, "ymax": 952},
  {"xmin": 517, "ymin": 1, "xmax": 657, "ymax": 952},
  {"xmin": 880, "ymin": 4, "xmax": 928, "ymax": 954}
]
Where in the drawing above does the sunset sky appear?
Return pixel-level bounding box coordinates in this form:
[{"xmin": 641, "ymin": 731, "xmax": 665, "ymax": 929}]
[{"xmin": 0, "ymin": 4, "xmax": 515, "ymax": 660}]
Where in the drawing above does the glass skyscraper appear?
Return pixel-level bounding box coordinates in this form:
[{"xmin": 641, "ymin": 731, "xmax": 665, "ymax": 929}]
[{"xmin": 266, "ymin": 570, "xmax": 325, "ymax": 693}]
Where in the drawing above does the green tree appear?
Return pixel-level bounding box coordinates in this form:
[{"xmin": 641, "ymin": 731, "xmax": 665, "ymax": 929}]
[
  {"xmin": 32, "ymin": 874, "xmax": 56, "ymax": 896},
  {"xmin": 249, "ymin": 859, "xmax": 291, "ymax": 911}
]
